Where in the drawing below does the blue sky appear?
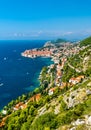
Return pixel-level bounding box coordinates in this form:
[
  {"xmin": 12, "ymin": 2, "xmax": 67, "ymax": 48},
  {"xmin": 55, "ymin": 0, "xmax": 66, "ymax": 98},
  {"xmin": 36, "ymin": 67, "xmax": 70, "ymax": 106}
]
[{"xmin": 0, "ymin": 0, "xmax": 91, "ymax": 40}]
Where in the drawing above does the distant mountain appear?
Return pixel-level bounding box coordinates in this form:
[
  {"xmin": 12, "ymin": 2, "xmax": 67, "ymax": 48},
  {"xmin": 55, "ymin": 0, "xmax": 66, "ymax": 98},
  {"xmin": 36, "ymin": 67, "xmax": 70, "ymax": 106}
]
[
  {"xmin": 54, "ymin": 38, "xmax": 67, "ymax": 43},
  {"xmin": 44, "ymin": 38, "xmax": 68, "ymax": 48}
]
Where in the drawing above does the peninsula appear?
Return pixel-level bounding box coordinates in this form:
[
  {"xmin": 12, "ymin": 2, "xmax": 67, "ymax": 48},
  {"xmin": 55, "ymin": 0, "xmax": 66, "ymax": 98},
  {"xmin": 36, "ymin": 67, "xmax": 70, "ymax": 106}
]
[{"xmin": 21, "ymin": 48, "xmax": 53, "ymax": 58}]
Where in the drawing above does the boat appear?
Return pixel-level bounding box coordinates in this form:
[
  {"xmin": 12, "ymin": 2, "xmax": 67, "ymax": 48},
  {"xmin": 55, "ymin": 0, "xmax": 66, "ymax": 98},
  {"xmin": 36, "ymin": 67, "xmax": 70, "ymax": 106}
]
[{"xmin": 0, "ymin": 83, "xmax": 4, "ymax": 87}]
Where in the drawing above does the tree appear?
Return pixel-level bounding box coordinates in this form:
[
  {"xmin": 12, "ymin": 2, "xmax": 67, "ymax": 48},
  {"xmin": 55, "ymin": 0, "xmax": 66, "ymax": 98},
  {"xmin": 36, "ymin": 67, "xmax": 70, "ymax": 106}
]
[
  {"xmin": 74, "ymin": 104, "xmax": 84, "ymax": 116},
  {"xmin": 44, "ymin": 127, "xmax": 50, "ymax": 130},
  {"xmin": 31, "ymin": 112, "xmax": 57, "ymax": 130},
  {"xmin": 80, "ymin": 36, "xmax": 91, "ymax": 47}
]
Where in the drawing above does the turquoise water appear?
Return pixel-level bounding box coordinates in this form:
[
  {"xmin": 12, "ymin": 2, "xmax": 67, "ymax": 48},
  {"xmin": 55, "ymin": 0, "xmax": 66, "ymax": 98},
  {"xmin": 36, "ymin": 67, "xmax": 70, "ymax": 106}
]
[{"xmin": 0, "ymin": 40, "xmax": 53, "ymax": 109}]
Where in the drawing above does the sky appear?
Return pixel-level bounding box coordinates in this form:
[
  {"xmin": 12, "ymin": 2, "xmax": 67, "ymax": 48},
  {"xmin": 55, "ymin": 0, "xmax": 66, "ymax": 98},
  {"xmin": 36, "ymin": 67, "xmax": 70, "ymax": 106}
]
[{"xmin": 0, "ymin": 0, "xmax": 91, "ymax": 40}]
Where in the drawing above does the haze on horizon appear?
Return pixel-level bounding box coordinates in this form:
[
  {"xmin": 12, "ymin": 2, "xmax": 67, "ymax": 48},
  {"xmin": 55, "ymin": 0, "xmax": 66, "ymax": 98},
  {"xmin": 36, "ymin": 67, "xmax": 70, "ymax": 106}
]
[{"xmin": 0, "ymin": 0, "xmax": 91, "ymax": 40}]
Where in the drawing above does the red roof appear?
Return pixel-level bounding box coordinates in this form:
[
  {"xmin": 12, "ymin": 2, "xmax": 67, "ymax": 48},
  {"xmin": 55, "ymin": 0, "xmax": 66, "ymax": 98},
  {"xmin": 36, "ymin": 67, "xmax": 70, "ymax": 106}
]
[
  {"xmin": 29, "ymin": 94, "xmax": 41, "ymax": 102},
  {"xmin": 49, "ymin": 87, "xmax": 56, "ymax": 92}
]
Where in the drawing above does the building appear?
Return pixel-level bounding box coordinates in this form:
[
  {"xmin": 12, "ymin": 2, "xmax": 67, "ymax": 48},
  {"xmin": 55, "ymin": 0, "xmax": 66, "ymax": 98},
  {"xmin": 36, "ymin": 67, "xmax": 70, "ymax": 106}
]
[
  {"xmin": 1, "ymin": 110, "xmax": 7, "ymax": 115},
  {"xmin": 69, "ymin": 76, "xmax": 84, "ymax": 85},
  {"xmin": 48, "ymin": 88, "xmax": 56, "ymax": 95},
  {"xmin": 29, "ymin": 94, "xmax": 41, "ymax": 102}
]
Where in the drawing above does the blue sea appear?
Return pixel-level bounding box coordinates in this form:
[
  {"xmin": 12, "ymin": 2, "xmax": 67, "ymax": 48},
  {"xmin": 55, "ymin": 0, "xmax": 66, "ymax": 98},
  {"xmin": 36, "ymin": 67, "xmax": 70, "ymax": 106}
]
[{"xmin": 0, "ymin": 40, "xmax": 53, "ymax": 109}]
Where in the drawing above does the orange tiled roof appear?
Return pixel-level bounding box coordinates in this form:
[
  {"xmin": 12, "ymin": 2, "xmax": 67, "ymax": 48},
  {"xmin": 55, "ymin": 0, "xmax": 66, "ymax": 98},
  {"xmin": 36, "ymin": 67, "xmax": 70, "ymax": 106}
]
[
  {"xmin": 29, "ymin": 93, "xmax": 41, "ymax": 102},
  {"xmin": 21, "ymin": 104, "xmax": 27, "ymax": 109},
  {"xmin": 35, "ymin": 94, "xmax": 41, "ymax": 102},
  {"xmin": 49, "ymin": 87, "xmax": 56, "ymax": 92}
]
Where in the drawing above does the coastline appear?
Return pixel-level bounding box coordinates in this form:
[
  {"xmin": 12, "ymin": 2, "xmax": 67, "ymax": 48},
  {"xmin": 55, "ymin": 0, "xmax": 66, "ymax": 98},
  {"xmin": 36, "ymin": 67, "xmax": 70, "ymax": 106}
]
[
  {"xmin": 1, "ymin": 37, "xmax": 90, "ymax": 129},
  {"xmin": 0, "ymin": 40, "xmax": 79, "ymax": 110},
  {"xmin": 0, "ymin": 40, "xmax": 52, "ymax": 110},
  {"xmin": 0, "ymin": 40, "xmax": 80, "ymax": 112}
]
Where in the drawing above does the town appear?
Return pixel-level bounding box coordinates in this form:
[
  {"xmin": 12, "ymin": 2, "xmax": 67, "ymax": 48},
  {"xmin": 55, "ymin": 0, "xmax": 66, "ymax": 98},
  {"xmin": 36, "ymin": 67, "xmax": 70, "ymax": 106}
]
[{"xmin": 1, "ymin": 38, "xmax": 91, "ymax": 130}]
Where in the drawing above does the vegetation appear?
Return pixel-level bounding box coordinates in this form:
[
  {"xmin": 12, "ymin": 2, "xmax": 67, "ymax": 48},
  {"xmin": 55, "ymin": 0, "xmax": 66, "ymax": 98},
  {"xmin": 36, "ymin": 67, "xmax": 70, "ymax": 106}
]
[
  {"xmin": 0, "ymin": 36, "xmax": 91, "ymax": 130},
  {"xmin": 80, "ymin": 36, "xmax": 91, "ymax": 47},
  {"xmin": 55, "ymin": 38, "xmax": 67, "ymax": 43},
  {"xmin": 62, "ymin": 63, "xmax": 78, "ymax": 82}
]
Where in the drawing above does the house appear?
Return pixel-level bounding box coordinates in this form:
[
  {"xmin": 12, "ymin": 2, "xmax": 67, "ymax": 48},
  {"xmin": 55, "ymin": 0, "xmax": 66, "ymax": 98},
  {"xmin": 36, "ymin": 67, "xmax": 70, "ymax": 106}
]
[
  {"xmin": 48, "ymin": 88, "xmax": 56, "ymax": 95},
  {"xmin": 29, "ymin": 96, "xmax": 35, "ymax": 102},
  {"xmin": 55, "ymin": 78, "xmax": 61, "ymax": 86},
  {"xmin": 50, "ymin": 64, "xmax": 55, "ymax": 69},
  {"xmin": 69, "ymin": 77, "xmax": 80, "ymax": 85},
  {"xmin": 35, "ymin": 94, "xmax": 41, "ymax": 102},
  {"xmin": 72, "ymin": 119, "xmax": 85, "ymax": 126},
  {"xmin": 29, "ymin": 94, "xmax": 41, "ymax": 102},
  {"xmin": 86, "ymin": 89, "xmax": 91, "ymax": 95},
  {"xmin": 69, "ymin": 75, "xmax": 84, "ymax": 85},
  {"xmin": 76, "ymin": 75, "xmax": 84, "ymax": 80},
  {"xmin": 86, "ymin": 115, "xmax": 91, "ymax": 125},
  {"xmin": 13, "ymin": 102, "xmax": 24, "ymax": 111},
  {"xmin": 60, "ymin": 82, "xmax": 67, "ymax": 89},
  {"xmin": 1, "ymin": 110, "xmax": 7, "ymax": 115},
  {"xmin": 57, "ymin": 71, "xmax": 62, "ymax": 79},
  {"xmin": 0, "ymin": 116, "xmax": 9, "ymax": 128},
  {"xmin": 20, "ymin": 104, "xmax": 27, "ymax": 109},
  {"xmin": 0, "ymin": 121, "xmax": 5, "ymax": 128},
  {"xmin": 57, "ymin": 64, "xmax": 61, "ymax": 70}
]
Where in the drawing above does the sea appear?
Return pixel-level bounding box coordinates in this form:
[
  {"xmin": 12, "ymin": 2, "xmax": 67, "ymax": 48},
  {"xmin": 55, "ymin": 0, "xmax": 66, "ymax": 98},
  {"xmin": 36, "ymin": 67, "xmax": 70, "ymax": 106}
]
[{"xmin": 0, "ymin": 40, "xmax": 53, "ymax": 110}]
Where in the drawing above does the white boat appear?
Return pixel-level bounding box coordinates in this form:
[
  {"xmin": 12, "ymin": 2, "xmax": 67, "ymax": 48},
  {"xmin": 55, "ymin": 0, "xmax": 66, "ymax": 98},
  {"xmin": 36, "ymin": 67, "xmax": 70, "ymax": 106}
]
[{"xmin": 0, "ymin": 83, "xmax": 4, "ymax": 87}]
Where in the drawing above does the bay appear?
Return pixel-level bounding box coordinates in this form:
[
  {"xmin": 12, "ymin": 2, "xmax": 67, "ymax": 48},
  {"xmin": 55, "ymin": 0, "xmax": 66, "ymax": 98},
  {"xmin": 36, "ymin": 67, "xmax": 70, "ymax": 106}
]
[{"xmin": 0, "ymin": 40, "xmax": 53, "ymax": 109}]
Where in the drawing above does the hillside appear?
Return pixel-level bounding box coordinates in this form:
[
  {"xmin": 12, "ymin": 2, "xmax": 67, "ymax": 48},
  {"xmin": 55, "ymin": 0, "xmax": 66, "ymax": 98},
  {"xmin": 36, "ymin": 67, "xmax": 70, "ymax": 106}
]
[
  {"xmin": 80, "ymin": 36, "xmax": 91, "ymax": 47},
  {"xmin": 53, "ymin": 38, "xmax": 67, "ymax": 43},
  {"xmin": 0, "ymin": 37, "xmax": 91, "ymax": 130}
]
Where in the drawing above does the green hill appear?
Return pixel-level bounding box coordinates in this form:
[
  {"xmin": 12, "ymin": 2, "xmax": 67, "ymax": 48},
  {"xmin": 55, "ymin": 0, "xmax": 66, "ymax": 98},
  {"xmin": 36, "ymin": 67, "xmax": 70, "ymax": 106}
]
[
  {"xmin": 55, "ymin": 38, "xmax": 67, "ymax": 43},
  {"xmin": 80, "ymin": 36, "xmax": 91, "ymax": 47}
]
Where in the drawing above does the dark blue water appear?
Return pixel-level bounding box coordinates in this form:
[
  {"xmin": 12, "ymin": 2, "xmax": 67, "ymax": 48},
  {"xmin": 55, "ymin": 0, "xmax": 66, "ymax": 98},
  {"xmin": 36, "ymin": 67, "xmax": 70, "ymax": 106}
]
[{"xmin": 0, "ymin": 40, "xmax": 53, "ymax": 109}]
